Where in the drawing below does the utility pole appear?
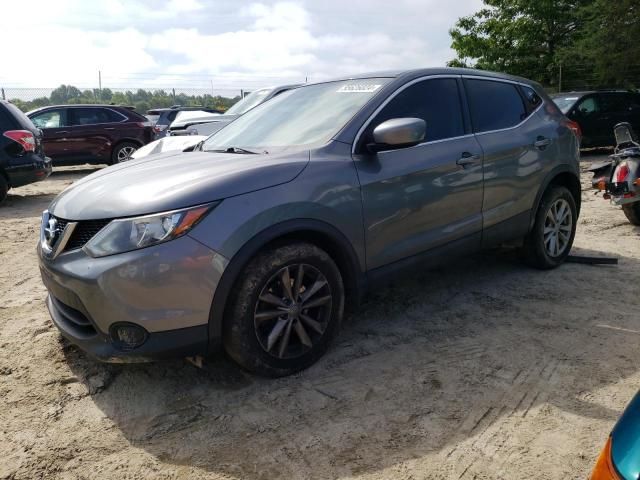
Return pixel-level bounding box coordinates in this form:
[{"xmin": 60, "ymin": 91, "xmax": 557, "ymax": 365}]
[
  {"xmin": 1, "ymin": 88, "xmax": 5, "ymax": 100},
  {"xmin": 558, "ymin": 62, "xmax": 562, "ymax": 93},
  {"xmin": 98, "ymin": 70, "xmax": 102, "ymax": 97}
]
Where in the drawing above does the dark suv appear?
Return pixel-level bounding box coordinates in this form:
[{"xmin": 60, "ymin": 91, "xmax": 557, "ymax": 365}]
[
  {"xmin": 552, "ymin": 90, "xmax": 640, "ymax": 148},
  {"xmin": 0, "ymin": 100, "xmax": 51, "ymax": 203},
  {"xmin": 27, "ymin": 105, "xmax": 154, "ymax": 165}
]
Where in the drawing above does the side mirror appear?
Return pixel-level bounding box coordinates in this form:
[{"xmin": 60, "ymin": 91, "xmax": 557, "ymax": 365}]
[{"xmin": 368, "ymin": 117, "xmax": 426, "ymax": 153}]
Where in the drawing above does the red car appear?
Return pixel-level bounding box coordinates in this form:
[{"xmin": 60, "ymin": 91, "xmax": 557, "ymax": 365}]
[{"xmin": 27, "ymin": 105, "xmax": 154, "ymax": 165}]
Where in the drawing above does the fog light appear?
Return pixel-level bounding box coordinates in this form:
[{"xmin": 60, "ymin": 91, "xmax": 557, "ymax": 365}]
[{"xmin": 110, "ymin": 323, "xmax": 148, "ymax": 351}]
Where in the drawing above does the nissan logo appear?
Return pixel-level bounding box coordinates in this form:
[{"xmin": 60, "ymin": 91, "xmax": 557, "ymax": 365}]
[{"xmin": 44, "ymin": 217, "xmax": 58, "ymax": 247}]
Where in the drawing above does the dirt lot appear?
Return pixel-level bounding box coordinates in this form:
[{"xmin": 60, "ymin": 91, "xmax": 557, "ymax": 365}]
[{"xmin": 1, "ymin": 156, "xmax": 639, "ymax": 480}]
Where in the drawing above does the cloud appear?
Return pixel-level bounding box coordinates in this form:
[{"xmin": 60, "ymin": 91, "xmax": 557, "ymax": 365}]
[{"xmin": 0, "ymin": 0, "xmax": 483, "ymax": 91}]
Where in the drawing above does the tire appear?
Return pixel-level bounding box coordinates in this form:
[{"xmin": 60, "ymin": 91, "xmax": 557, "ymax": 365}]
[
  {"xmin": 110, "ymin": 141, "xmax": 138, "ymax": 165},
  {"xmin": 223, "ymin": 242, "xmax": 344, "ymax": 377},
  {"xmin": 622, "ymin": 203, "xmax": 640, "ymax": 225},
  {"xmin": 0, "ymin": 175, "xmax": 7, "ymax": 204},
  {"xmin": 521, "ymin": 185, "xmax": 577, "ymax": 269}
]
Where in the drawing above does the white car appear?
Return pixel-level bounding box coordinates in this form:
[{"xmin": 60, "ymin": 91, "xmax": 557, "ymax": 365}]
[{"xmin": 131, "ymin": 85, "xmax": 299, "ymax": 160}]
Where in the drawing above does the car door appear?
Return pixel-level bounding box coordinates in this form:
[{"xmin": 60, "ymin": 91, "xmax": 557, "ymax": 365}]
[
  {"xmin": 597, "ymin": 93, "xmax": 632, "ymax": 146},
  {"xmin": 29, "ymin": 108, "xmax": 71, "ymax": 162},
  {"xmin": 352, "ymin": 77, "xmax": 484, "ymax": 270},
  {"xmin": 464, "ymin": 78, "xmax": 554, "ymax": 244},
  {"xmin": 67, "ymin": 107, "xmax": 113, "ymax": 162}
]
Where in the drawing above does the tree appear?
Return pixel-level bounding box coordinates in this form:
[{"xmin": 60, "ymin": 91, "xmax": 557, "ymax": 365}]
[
  {"xmin": 561, "ymin": 0, "xmax": 640, "ymax": 88},
  {"xmin": 50, "ymin": 85, "xmax": 82, "ymax": 104},
  {"xmin": 10, "ymin": 84, "xmax": 242, "ymax": 113},
  {"xmin": 449, "ymin": 0, "xmax": 591, "ymax": 86}
]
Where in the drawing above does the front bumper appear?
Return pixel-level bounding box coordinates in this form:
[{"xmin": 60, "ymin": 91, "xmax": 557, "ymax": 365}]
[{"xmin": 39, "ymin": 234, "xmax": 228, "ymax": 361}]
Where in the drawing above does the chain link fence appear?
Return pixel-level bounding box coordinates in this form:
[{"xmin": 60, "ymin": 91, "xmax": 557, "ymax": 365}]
[{"xmin": 0, "ymin": 86, "xmax": 258, "ymax": 113}]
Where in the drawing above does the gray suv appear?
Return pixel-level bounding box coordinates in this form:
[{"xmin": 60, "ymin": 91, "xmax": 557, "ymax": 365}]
[{"xmin": 38, "ymin": 68, "xmax": 581, "ymax": 376}]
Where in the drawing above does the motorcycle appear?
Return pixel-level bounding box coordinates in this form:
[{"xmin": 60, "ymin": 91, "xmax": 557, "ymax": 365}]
[{"xmin": 589, "ymin": 122, "xmax": 640, "ymax": 225}]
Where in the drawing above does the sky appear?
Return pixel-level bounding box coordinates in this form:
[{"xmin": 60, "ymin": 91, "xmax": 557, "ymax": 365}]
[{"xmin": 1, "ymin": 0, "xmax": 483, "ymax": 94}]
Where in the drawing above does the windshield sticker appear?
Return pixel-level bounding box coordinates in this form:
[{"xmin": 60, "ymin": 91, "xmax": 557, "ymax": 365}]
[
  {"xmin": 337, "ymin": 84, "xmax": 382, "ymax": 93},
  {"xmin": 563, "ymin": 97, "xmax": 579, "ymax": 101}
]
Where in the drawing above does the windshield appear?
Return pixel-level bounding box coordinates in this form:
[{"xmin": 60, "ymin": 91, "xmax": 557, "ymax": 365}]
[
  {"xmin": 551, "ymin": 96, "xmax": 580, "ymax": 114},
  {"xmin": 203, "ymin": 78, "xmax": 390, "ymax": 152},
  {"xmin": 225, "ymin": 88, "xmax": 273, "ymax": 115}
]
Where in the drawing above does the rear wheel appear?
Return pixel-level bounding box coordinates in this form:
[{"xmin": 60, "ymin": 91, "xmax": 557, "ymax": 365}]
[
  {"xmin": 224, "ymin": 242, "xmax": 344, "ymax": 377},
  {"xmin": 110, "ymin": 141, "xmax": 138, "ymax": 165},
  {"xmin": 521, "ymin": 185, "xmax": 577, "ymax": 269},
  {"xmin": 622, "ymin": 203, "xmax": 640, "ymax": 225}
]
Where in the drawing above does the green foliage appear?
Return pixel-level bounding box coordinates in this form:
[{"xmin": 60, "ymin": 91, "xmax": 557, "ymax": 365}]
[
  {"xmin": 449, "ymin": 0, "xmax": 640, "ymax": 91},
  {"xmin": 561, "ymin": 0, "xmax": 640, "ymax": 89},
  {"xmin": 449, "ymin": 0, "xmax": 590, "ymax": 87},
  {"xmin": 9, "ymin": 85, "xmax": 240, "ymax": 113}
]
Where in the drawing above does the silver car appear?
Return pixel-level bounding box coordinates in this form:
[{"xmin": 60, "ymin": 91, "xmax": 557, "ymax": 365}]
[{"xmin": 38, "ymin": 68, "xmax": 581, "ymax": 376}]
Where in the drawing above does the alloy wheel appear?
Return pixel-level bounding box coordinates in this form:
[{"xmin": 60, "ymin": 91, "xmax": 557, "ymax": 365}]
[
  {"xmin": 254, "ymin": 264, "xmax": 332, "ymax": 359},
  {"xmin": 543, "ymin": 198, "xmax": 573, "ymax": 257},
  {"xmin": 117, "ymin": 146, "xmax": 137, "ymax": 162}
]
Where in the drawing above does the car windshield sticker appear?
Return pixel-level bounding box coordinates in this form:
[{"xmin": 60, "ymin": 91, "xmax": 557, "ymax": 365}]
[{"xmin": 337, "ymin": 84, "xmax": 382, "ymax": 93}]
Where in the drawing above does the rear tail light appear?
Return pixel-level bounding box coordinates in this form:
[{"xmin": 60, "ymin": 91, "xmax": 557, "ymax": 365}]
[
  {"xmin": 616, "ymin": 163, "xmax": 630, "ymax": 183},
  {"xmin": 565, "ymin": 119, "xmax": 582, "ymax": 143},
  {"xmin": 153, "ymin": 125, "xmax": 168, "ymax": 133},
  {"xmin": 3, "ymin": 130, "xmax": 36, "ymax": 152}
]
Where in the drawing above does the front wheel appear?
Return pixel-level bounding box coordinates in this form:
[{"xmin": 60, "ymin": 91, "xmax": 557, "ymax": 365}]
[
  {"xmin": 224, "ymin": 242, "xmax": 344, "ymax": 377},
  {"xmin": 110, "ymin": 142, "xmax": 138, "ymax": 165},
  {"xmin": 521, "ymin": 185, "xmax": 577, "ymax": 269},
  {"xmin": 622, "ymin": 203, "xmax": 640, "ymax": 225}
]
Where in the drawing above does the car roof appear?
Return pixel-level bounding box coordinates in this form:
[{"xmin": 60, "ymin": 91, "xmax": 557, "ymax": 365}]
[
  {"xmin": 551, "ymin": 90, "xmax": 636, "ymax": 97},
  {"xmin": 26, "ymin": 104, "xmax": 135, "ymax": 115},
  {"xmin": 311, "ymin": 67, "xmax": 538, "ymax": 86}
]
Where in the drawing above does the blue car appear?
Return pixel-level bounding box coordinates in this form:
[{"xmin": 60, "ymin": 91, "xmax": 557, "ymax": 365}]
[{"xmin": 591, "ymin": 392, "xmax": 640, "ymax": 479}]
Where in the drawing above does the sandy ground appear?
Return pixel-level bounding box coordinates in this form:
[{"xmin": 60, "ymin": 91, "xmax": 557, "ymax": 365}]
[{"xmin": 1, "ymin": 156, "xmax": 639, "ymax": 480}]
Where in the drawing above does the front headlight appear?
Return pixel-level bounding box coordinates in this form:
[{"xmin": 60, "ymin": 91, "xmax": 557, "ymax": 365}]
[{"xmin": 83, "ymin": 203, "xmax": 217, "ymax": 258}]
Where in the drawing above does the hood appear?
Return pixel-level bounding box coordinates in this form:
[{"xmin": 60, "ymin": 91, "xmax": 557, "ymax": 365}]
[
  {"xmin": 611, "ymin": 391, "xmax": 640, "ymax": 480},
  {"xmin": 49, "ymin": 150, "xmax": 309, "ymax": 220},
  {"xmin": 130, "ymin": 136, "xmax": 207, "ymax": 159}
]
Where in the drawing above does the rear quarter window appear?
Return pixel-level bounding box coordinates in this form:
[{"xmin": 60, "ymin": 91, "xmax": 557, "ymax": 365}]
[
  {"xmin": 0, "ymin": 105, "xmax": 17, "ymax": 131},
  {"xmin": 521, "ymin": 86, "xmax": 542, "ymax": 111},
  {"xmin": 3, "ymin": 102, "xmax": 36, "ymax": 130},
  {"xmin": 465, "ymin": 79, "xmax": 527, "ymax": 133}
]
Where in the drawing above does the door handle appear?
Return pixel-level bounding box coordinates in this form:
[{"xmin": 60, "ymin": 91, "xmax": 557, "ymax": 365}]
[
  {"xmin": 534, "ymin": 137, "xmax": 551, "ymax": 149},
  {"xmin": 57, "ymin": 130, "xmax": 69, "ymax": 134},
  {"xmin": 104, "ymin": 127, "xmax": 115, "ymax": 130},
  {"xmin": 457, "ymin": 152, "xmax": 481, "ymax": 168}
]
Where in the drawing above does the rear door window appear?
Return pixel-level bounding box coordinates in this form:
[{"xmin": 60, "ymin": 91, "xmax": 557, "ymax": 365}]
[
  {"xmin": 464, "ymin": 79, "xmax": 527, "ymax": 132},
  {"xmin": 69, "ymin": 108, "xmax": 114, "ymax": 126},
  {"xmin": 367, "ymin": 78, "xmax": 465, "ymax": 144},
  {"xmin": 599, "ymin": 93, "xmax": 629, "ymax": 114},
  {"xmin": 103, "ymin": 108, "xmax": 127, "ymax": 122}
]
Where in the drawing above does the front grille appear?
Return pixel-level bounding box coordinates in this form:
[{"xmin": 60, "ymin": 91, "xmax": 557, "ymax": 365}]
[
  {"xmin": 50, "ymin": 216, "xmax": 111, "ymax": 252},
  {"xmin": 66, "ymin": 219, "xmax": 112, "ymax": 251}
]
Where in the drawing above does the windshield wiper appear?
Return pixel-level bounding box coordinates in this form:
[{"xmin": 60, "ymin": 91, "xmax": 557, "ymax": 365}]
[{"xmin": 206, "ymin": 146, "xmax": 259, "ymax": 154}]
